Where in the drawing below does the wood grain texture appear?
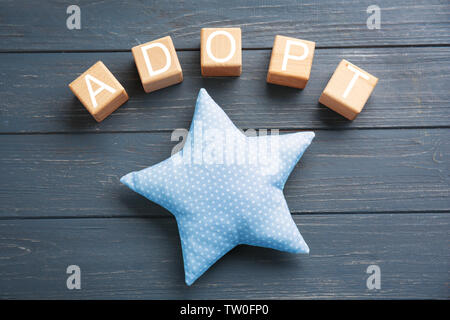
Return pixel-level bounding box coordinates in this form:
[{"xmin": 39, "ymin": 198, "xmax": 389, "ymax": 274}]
[
  {"xmin": 0, "ymin": 214, "xmax": 448, "ymax": 299},
  {"xmin": 0, "ymin": 0, "xmax": 449, "ymax": 51},
  {"xmin": 1, "ymin": 47, "xmax": 449, "ymax": 133},
  {"xmin": 0, "ymin": 0, "xmax": 449, "ymax": 300},
  {"xmin": 0, "ymin": 129, "xmax": 448, "ymax": 218}
]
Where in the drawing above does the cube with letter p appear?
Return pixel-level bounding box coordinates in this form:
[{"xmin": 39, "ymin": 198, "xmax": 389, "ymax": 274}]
[
  {"xmin": 68, "ymin": 61, "xmax": 129, "ymax": 122},
  {"xmin": 319, "ymin": 59, "xmax": 378, "ymax": 120},
  {"xmin": 132, "ymin": 36, "xmax": 183, "ymax": 93},
  {"xmin": 201, "ymin": 28, "xmax": 242, "ymax": 76},
  {"xmin": 267, "ymin": 35, "xmax": 315, "ymax": 89}
]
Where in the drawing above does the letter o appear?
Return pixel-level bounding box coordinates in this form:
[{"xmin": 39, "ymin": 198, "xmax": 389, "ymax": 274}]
[
  {"xmin": 206, "ymin": 31, "xmax": 236, "ymax": 63},
  {"xmin": 262, "ymin": 305, "xmax": 268, "ymax": 314}
]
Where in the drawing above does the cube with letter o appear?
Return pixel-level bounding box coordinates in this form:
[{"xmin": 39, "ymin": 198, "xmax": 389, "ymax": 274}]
[
  {"xmin": 201, "ymin": 28, "xmax": 242, "ymax": 77},
  {"xmin": 132, "ymin": 36, "xmax": 183, "ymax": 93},
  {"xmin": 267, "ymin": 35, "xmax": 315, "ymax": 89}
]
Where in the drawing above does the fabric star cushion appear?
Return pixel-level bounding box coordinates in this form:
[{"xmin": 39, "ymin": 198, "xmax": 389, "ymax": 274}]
[{"xmin": 120, "ymin": 88, "xmax": 314, "ymax": 285}]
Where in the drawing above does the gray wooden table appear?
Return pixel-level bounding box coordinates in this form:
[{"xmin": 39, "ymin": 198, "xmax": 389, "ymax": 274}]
[{"xmin": 0, "ymin": 0, "xmax": 449, "ymax": 299}]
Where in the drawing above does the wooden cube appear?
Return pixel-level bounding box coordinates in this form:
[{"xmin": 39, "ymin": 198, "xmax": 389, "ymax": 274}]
[
  {"xmin": 201, "ymin": 28, "xmax": 242, "ymax": 76},
  {"xmin": 267, "ymin": 35, "xmax": 315, "ymax": 89},
  {"xmin": 319, "ymin": 59, "xmax": 378, "ymax": 120},
  {"xmin": 69, "ymin": 61, "xmax": 128, "ymax": 122},
  {"xmin": 132, "ymin": 36, "xmax": 183, "ymax": 93}
]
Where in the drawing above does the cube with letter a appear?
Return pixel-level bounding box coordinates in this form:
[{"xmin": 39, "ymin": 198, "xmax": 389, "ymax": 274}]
[
  {"xmin": 132, "ymin": 36, "xmax": 183, "ymax": 93},
  {"xmin": 267, "ymin": 35, "xmax": 315, "ymax": 89},
  {"xmin": 68, "ymin": 61, "xmax": 129, "ymax": 122},
  {"xmin": 201, "ymin": 28, "xmax": 242, "ymax": 76},
  {"xmin": 319, "ymin": 59, "xmax": 378, "ymax": 120}
]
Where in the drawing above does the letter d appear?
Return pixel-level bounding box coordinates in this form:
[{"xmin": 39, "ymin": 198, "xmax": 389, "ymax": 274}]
[{"xmin": 141, "ymin": 43, "xmax": 172, "ymax": 77}]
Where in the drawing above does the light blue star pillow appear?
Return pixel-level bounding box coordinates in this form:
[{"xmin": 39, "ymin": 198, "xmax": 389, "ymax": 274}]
[{"xmin": 121, "ymin": 89, "xmax": 314, "ymax": 285}]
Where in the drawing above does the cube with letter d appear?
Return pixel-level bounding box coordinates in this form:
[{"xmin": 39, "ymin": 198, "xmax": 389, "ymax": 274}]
[
  {"xmin": 319, "ymin": 59, "xmax": 378, "ymax": 120},
  {"xmin": 267, "ymin": 35, "xmax": 315, "ymax": 89},
  {"xmin": 132, "ymin": 36, "xmax": 183, "ymax": 93},
  {"xmin": 201, "ymin": 28, "xmax": 242, "ymax": 76}
]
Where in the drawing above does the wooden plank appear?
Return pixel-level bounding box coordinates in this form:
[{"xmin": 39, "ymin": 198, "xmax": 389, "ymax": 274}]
[
  {"xmin": 0, "ymin": 213, "xmax": 448, "ymax": 299},
  {"xmin": 0, "ymin": 0, "xmax": 449, "ymax": 51},
  {"xmin": 1, "ymin": 47, "xmax": 449, "ymax": 133},
  {"xmin": 0, "ymin": 129, "xmax": 448, "ymax": 218}
]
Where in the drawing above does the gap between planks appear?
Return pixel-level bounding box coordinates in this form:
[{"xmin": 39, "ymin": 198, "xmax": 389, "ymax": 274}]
[
  {"xmin": 1, "ymin": 210, "xmax": 449, "ymax": 221},
  {"xmin": 0, "ymin": 126, "xmax": 449, "ymax": 136},
  {"xmin": 1, "ymin": 43, "xmax": 450, "ymax": 54}
]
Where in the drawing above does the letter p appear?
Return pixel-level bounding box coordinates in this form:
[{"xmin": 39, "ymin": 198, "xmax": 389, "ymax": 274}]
[{"xmin": 282, "ymin": 40, "xmax": 309, "ymax": 71}]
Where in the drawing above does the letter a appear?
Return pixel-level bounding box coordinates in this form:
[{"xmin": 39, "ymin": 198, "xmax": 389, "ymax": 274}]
[
  {"xmin": 66, "ymin": 265, "xmax": 81, "ymax": 290},
  {"xmin": 366, "ymin": 265, "xmax": 381, "ymax": 290},
  {"xmin": 66, "ymin": 5, "xmax": 81, "ymax": 30},
  {"xmin": 366, "ymin": 5, "xmax": 381, "ymax": 30},
  {"xmin": 84, "ymin": 74, "xmax": 116, "ymax": 109}
]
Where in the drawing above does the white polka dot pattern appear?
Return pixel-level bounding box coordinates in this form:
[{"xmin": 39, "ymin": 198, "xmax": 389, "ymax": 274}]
[{"xmin": 120, "ymin": 89, "xmax": 315, "ymax": 285}]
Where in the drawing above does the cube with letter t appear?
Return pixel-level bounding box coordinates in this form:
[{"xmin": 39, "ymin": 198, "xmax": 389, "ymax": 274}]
[
  {"xmin": 132, "ymin": 36, "xmax": 183, "ymax": 93},
  {"xmin": 68, "ymin": 61, "xmax": 129, "ymax": 122},
  {"xmin": 201, "ymin": 28, "xmax": 242, "ymax": 76},
  {"xmin": 267, "ymin": 35, "xmax": 315, "ymax": 89},
  {"xmin": 319, "ymin": 59, "xmax": 378, "ymax": 120}
]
